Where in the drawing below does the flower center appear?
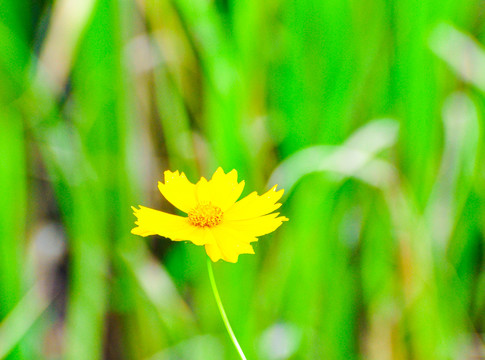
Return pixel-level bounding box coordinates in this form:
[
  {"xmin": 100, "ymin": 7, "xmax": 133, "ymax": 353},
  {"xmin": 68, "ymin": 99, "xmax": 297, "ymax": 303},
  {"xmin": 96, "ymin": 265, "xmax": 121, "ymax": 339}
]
[{"xmin": 188, "ymin": 202, "xmax": 223, "ymax": 228}]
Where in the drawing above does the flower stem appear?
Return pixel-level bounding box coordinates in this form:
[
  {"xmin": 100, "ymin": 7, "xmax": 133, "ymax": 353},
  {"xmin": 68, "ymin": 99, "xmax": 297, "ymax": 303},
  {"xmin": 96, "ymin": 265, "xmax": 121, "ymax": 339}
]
[{"xmin": 206, "ymin": 257, "xmax": 248, "ymax": 360}]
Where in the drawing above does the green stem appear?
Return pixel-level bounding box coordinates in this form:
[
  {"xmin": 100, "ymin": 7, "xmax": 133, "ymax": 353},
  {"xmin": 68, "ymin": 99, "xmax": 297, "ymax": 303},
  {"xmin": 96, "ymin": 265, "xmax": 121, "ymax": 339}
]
[{"xmin": 206, "ymin": 257, "xmax": 248, "ymax": 360}]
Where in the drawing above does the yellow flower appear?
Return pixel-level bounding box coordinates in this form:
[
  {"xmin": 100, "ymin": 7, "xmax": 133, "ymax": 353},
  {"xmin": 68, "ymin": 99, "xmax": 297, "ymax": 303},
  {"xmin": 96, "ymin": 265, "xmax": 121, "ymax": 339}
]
[{"xmin": 131, "ymin": 168, "xmax": 288, "ymax": 263}]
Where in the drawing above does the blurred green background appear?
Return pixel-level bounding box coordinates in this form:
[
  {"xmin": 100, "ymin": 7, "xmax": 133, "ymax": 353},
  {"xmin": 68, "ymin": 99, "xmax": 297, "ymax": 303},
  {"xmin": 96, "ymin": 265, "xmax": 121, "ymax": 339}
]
[{"xmin": 1, "ymin": 0, "xmax": 485, "ymax": 359}]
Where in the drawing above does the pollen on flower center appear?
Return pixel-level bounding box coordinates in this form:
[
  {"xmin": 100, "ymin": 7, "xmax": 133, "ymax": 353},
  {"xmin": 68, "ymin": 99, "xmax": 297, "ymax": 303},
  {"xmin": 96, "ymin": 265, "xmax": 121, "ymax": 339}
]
[{"xmin": 188, "ymin": 202, "xmax": 223, "ymax": 228}]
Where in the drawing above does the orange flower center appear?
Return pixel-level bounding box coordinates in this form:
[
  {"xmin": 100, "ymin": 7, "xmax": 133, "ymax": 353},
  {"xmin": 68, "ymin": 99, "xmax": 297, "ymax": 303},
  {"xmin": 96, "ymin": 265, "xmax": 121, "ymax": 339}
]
[{"xmin": 188, "ymin": 202, "xmax": 223, "ymax": 228}]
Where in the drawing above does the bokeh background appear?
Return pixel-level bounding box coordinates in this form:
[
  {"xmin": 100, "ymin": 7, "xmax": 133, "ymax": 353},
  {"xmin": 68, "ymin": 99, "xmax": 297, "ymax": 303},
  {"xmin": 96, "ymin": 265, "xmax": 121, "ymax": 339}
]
[{"xmin": 1, "ymin": 0, "xmax": 485, "ymax": 359}]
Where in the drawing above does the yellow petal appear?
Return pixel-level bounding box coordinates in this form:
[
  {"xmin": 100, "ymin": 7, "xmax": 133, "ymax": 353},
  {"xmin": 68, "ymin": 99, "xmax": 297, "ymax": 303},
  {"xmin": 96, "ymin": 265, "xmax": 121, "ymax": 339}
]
[
  {"xmin": 158, "ymin": 170, "xmax": 197, "ymax": 213},
  {"xmin": 196, "ymin": 168, "xmax": 245, "ymax": 211},
  {"xmin": 131, "ymin": 206, "xmax": 211, "ymax": 245},
  {"xmin": 205, "ymin": 243, "xmax": 222, "ymax": 262},
  {"xmin": 224, "ymin": 185, "xmax": 284, "ymax": 221},
  {"xmin": 224, "ymin": 213, "xmax": 288, "ymax": 238},
  {"xmin": 205, "ymin": 224, "xmax": 256, "ymax": 263},
  {"xmin": 204, "ymin": 230, "xmax": 225, "ymax": 262}
]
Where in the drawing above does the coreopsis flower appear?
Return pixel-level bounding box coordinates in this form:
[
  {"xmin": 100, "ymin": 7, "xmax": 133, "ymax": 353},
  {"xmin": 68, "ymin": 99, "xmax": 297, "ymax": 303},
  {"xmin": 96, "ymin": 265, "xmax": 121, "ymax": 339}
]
[{"xmin": 131, "ymin": 168, "xmax": 288, "ymax": 263}]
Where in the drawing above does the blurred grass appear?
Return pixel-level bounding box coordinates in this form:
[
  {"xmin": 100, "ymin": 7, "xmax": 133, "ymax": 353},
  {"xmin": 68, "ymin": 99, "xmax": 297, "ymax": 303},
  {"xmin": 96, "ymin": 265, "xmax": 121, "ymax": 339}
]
[{"xmin": 0, "ymin": 0, "xmax": 485, "ymax": 359}]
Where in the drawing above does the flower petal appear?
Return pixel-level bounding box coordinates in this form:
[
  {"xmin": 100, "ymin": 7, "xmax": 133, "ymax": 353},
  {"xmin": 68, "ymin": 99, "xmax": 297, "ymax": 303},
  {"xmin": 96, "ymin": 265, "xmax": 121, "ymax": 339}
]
[
  {"xmin": 224, "ymin": 185, "xmax": 284, "ymax": 221},
  {"xmin": 131, "ymin": 206, "xmax": 211, "ymax": 245},
  {"xmin": 158, "ymin": 170, "xmax": 197, "ymax": 213},
  {"xmin": 205, "ymin": 224, "xmax": 256, "ymax": 263},
  {"xmin": 205, "ymin": 243, "xmax": 222, "ymax": 262},
  {"xmin": 224, "ymin": 212, "xmax": 288, "ymax": 238},
  {"xmin": 196, "ymin": 168, "xmax": 245, "ymax": 211}
]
